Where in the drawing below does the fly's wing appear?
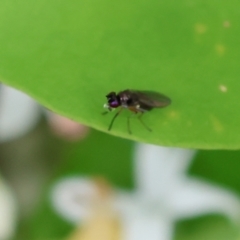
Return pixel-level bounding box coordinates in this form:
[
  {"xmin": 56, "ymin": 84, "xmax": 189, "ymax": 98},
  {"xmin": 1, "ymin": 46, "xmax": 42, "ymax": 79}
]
[{"xmin": 130, "ymin": 90, "xmax": 171, "ymax": 109}]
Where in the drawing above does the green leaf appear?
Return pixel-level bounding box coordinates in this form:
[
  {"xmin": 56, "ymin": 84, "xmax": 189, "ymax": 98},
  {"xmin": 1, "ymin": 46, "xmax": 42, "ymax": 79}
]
[{"xmin": 0, "ymin": 0, "xmax": 239, "ymax": 149}]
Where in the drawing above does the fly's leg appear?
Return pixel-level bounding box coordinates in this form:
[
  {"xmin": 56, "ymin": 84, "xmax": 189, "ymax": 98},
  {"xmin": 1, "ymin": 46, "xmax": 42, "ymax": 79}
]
[
  {"xmin": 127, "ymin": 111, "xmax": 139, "ymax": 134},
  {"xmin": 127, "ymin": 115, "xmax": 132, "ymax": 134},
  {"xmin": 138, "ymin": 112, "xmax": 152, "ymax": 132},
  {"xmin": 108, "ymin": 108, "xmax": 123, "ymax": 131}
]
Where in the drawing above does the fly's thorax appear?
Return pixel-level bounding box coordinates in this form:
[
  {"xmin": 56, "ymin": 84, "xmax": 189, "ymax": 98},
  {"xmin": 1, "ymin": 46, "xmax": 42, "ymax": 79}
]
[
  {"xmin": 119, "ymin": 92, "xmax": 130, "ymax": 103},
  {"xmin": 121, "ymin": 103, "xmax": 129, "ymax": 109},
  {"xmin": 119, "ymin": 91, "xmax": 137, "ymax": 107}
]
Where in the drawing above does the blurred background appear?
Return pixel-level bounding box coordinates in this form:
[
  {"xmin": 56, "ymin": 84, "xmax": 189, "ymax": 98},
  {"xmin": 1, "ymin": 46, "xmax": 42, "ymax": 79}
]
[{"xmin": 1, "ymin": 84, "xmax": 240, "ymax": 240}]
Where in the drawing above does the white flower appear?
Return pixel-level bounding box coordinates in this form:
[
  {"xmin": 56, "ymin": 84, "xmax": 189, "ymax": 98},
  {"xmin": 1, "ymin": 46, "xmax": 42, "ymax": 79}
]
[
  {"xmin": 117, "ymin": 144, "xmax": 240, "ymax": 240},
  {"xmin": 50, "ymin": 144, "xmax": 240, "ymax": 240},
  {"xmin": 51, "ymin": 177, "xmax": 102, "ymax": 223},
  {"xmin": 0, "ymin": 85, "xmax": 40, "ymax": 143},
  {"xmin": 0, "ymin": 178, "xmax": 17, "ymax": 240}
]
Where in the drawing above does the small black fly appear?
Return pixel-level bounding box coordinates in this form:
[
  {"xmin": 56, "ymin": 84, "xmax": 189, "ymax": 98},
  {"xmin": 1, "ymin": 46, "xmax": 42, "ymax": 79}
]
[{"xmin": 103, "ymin": 89, "xmax": 171, "ymax": 134}]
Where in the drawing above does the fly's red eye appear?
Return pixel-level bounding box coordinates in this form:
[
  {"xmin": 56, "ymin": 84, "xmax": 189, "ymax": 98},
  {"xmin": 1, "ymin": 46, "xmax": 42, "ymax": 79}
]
[{"xmin": 109, "ymin": 100, "xmax": 120, "ymax": 108}]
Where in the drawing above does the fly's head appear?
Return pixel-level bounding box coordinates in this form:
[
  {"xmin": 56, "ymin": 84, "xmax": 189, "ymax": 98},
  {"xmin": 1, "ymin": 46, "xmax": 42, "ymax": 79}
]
[{"xmin": 103, "ymin": 92, "xmax": 121, "ymax": 111}]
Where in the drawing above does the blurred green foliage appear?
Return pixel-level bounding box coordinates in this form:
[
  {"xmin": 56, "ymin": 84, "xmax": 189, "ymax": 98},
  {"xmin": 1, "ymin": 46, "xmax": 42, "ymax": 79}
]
[{"xmin": 16, "ymin": 129, "xmax": 240, "ymax": 240}]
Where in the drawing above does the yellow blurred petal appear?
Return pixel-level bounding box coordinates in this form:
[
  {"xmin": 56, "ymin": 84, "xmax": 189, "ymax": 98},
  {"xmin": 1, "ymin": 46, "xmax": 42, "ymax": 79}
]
[{"xmin": 67, "ymin": 211, "xmax": 120, "ymax": 240}]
